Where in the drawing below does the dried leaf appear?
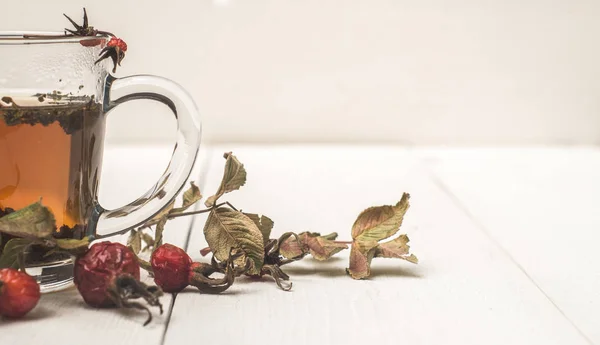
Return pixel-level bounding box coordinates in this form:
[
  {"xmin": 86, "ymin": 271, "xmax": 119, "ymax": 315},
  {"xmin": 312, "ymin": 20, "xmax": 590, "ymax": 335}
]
[
  {"xmin": 0, "ymin": 201, "xmax": 56, "ymax": 239},
  {"xmin": 172, "ymin": 182, "xmax": 202, "ymax": 213},
  {"xmin": 140, "ymin": 232, "xmax": 155, "ymax": 252},
  {"xmin": 127, "ymin": 230, "xmax": 142, "ymax": 254},
  {"xmin": 280, "ymin": 232, "xmax": 348, "ymax": 261},
  {"xmin": 205, "ymin": 152, "xmax": 247, "ymax": 207},
  {"xmin": 307, "ymin": 236, "xmax": 348, "ymax": 261},
  {"xmin": 55, "ymin": 237, "xmax": 90, "ymax": 256},
  {"xmin": 279, "ymin": 234, "xmax": 305, "ymax": 259},
  {"xmin": 56, "ymin": 237, "xmax": 90, "ymax": 250},
  {"xmin": 0, "ymin": 238, "xmax": 34, "ymax": 269},
  {"xmin": 243, "ymin": 213, "xmax": 274, "ymax": 246},
  {"xmin": 154, "ymin": 217, "xmax": 168, "ymax": 248},
  {"xmin": 374, "ymin": 235, "xmax": 418, "ymax": 263},
  {"xmin": 351, "ymin": 193, "xmax": 410, "ymax": 241},
  {"xmin": 347, "ymin": 193, "xmax": 418, "ymax": 279},
  {"xmin": 203, "ymin": 207, "xmax": 264, "ymax": 275},
  {"xmin": 346, "ymin": 242, "xmax": 378, "ymax": 279}
]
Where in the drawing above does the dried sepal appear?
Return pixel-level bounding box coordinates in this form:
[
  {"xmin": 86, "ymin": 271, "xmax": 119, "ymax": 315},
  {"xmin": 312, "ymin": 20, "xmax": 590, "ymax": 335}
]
[
  {"xmin": 261, "ymin": 264, "xmax": 292, "ymax": 291},
  {"xmin": 107, "ymin": 275, "xmax": 163, "ymax": 326},
  {"xmin": 205, "ymin": 152, "xmax": 247, "ymax": 207},
  {"xmin": 189, "ymin": 249, "xmax": 249, "ymax": 294}
]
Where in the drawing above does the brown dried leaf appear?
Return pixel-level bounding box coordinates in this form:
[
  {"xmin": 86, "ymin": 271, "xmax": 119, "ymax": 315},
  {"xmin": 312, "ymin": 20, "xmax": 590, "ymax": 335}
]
[
  {"xmin": 307, "ymin": 236, "xmax": 348, "ymax": 261},
  {"xmin": 280, "ymin": 232, "xmax": 347, "ymax": 261},
  {"xmin": 374, "ymin": 235, "xmax": 419, "ymax": 263},
  {"xmin": 0, "ymin": 201, "xmax": 56, "ymax": 239},
  {"xmin": 279, "ymin": 233, "xmax": 305, "ymax": 259},
  {"xmin": 351, "ymin": 193, "xmax": 410, "ymax": 241},
  {"xmin": 172, "ymin": 181, "xmax": 202, "ymax": 213},
  {"xmin": 127, "ymin": 229, "xmax": 142, "ymax": 254},
  {"xmin": 347, "ymin": 194, "xmax": 418, "ymax": 279},
  {"xmin": 346, "ymin": 241, "xmax": 378, "ymax": 279},
  {"xmin": 243, "ymin": 213, "xmax": 274, "ymax": 246},
  {"xmin": 205, "ymin": 152, "xmax": 247, "ymax": 207},
  {"xmin": 203, "ymin": 207, "xmax": 264, "ymax": 275}
]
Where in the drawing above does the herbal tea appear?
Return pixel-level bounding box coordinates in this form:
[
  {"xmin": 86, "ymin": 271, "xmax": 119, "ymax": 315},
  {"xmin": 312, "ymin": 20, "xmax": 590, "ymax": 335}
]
[{"xmin": 0, "ymin": 95, "xmax": 105, "ymax": 246}]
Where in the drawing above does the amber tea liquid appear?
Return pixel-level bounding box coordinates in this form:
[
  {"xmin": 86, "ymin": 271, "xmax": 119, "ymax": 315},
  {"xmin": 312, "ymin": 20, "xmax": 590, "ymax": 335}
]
[{"xmin": 0, "ymin": 96, "xmax": 105, "ymax": 241}]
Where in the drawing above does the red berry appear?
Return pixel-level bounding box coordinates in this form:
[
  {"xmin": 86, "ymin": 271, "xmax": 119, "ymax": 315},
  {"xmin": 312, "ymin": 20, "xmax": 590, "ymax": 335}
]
[
  {"xmin": 107, "ymin": 37, "xmax": 127, "ymax": 52},
  {"xmin": 74, "ymin": 242, "xmax": 140, "ymax": 307},
  {"xmin": 0, "ymin": 268, "xmax": 40, "ymax": 318},
  {"xmin": 74, "ymin": 242, "xmax": 163, "ymax": 325},
  {"xmin": 151, "ymin": 244, "xmax": 192, "ymax": 293}
]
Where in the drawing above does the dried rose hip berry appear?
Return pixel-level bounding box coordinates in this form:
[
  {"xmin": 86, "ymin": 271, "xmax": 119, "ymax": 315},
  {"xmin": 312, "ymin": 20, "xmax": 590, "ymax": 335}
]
[
  {"xmin": 150, "ymin": 244, "xmax": 192, "ymax": 293},
  {"xmin": 0, "ymin": 268, "xmax": 40, "ymax": 318},
  {"xmin": 74, "ymin": 241, "xmax": 163, "ymax": 325},
  {"xmin": 151, "ymin": 244, "xmax": 243, "ymax": 294}
]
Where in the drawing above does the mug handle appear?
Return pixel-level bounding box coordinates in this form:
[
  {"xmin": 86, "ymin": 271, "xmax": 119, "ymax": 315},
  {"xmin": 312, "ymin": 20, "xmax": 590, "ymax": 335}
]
[{"xmin": 91, "ymin": 74, "xmax": 201, "ymax": 239}]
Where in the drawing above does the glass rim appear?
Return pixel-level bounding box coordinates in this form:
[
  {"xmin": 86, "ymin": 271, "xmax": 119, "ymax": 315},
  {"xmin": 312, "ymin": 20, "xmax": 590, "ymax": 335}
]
[{"xmin": 0, "ymin": 31, "xmax": 111, "ymax": 45}]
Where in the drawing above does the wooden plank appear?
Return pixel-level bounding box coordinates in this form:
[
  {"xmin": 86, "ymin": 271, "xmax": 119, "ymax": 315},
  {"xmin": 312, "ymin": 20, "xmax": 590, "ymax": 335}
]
[
  {"xmin": 1, "ymin": 144, "xmax": 209, "ymax": 345},
  {"xmin": 426, "ymin": 147, "xmax": 600, "ymax": 344},
  {"xmin": 164, "ymin": 145, "xmax": 589, "ymax": 345}
]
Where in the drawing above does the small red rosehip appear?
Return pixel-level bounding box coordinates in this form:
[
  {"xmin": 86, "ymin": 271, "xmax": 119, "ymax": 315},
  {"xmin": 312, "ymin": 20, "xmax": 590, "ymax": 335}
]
[
  {"xmin": 150, "ymin": 244, "xmax": 245, "ymax": 294},
  {"xmin": 74, "ymin": 241, "xmax": 163, "ymax": 325},
  {"xmin": 107, "ymin": 37, "xmax": 127, "ymax": 52},
  {"xmin": 150, "ymin": 244, "xmax": 192, "ymax": 293},
  {"xmin": 95, "ymin": 37, "xmax": 127, "ymax": 73},
  {"xmin": 0, "ymin": 268, "xmax": 40, "ymax": 318}
]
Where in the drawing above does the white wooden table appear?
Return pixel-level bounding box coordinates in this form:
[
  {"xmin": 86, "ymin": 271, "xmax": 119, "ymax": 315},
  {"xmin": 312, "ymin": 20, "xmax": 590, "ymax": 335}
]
[{"xmin": 1, "ymin": 144, "xmax": 597, "ymax": 345}]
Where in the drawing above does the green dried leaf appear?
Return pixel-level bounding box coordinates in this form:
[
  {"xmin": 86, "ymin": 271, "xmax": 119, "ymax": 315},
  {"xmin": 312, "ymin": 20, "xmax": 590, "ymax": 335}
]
[
  {"xmin": 154, "ymin": 217, "xmax": 168, "ymax": 248},
  {"xmin": 55, "ymin": 237, "xmax": 90, "ymax": 256},
  {"xmin": 0, "ymin": 201, "xmax": 56, "ymax": 239},
  {"xmin": 172, "ymin": 181, "xmax": 202, "ymax": 213},
  {"xmin": 140, "ymin": 232, "xmax": 155, "ymax": 252},
  {"xmin": 203, "ymin": 207, "xmax": 264, "ymax": 275},
  {"xmin": 56, "ymin": 237, "xmax": 90, "ymax": 250},
  {"xmin": 0, "ymin": 238, "xmax": 34, "ymax": 269},
  {"xmin": 205, "ymin": 152, "xmax": 247, "ymax": 207},
  {"xmin": 243, "ymin": 213, "xmax": 274, "ymax": 246},
  {"xmin": 347, "ymin": 193, "xmax": 417, "ymax": 279},
  {"xmin": 280, "ymin": 232, "xmax": 348, "ymax": 261},
  {"xmin": 127, "ymin": 230, "xmax": 142, "ymax": 254},
  {"xmin": 136, "ymin": 255, "xmax": 153, "ymax": 273}
]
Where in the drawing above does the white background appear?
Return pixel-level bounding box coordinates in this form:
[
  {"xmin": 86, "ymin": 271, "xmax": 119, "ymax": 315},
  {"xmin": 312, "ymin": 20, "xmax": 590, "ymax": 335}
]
[{"xmin": 2, "ymin": 0, "xmax": 600, "ymax": 146}]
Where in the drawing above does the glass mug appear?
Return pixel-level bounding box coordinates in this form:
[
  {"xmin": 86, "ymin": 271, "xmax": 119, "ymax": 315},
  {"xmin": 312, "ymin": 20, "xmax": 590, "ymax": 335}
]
[{"xmin": 0, "ymin": 32, "xmax": 201, "ymax": 292}]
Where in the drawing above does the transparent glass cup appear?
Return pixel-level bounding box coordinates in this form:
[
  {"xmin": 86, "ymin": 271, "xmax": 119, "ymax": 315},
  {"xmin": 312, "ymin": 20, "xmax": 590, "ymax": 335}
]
[{"xmin": 0, "ymin": 32, "xmax": 201, "ymax": 292}]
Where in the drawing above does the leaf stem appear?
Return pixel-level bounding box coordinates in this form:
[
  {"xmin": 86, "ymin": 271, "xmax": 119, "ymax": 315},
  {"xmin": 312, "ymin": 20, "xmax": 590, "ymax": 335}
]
[{"xmin": 334, "ymin": 241, "xmax": 353, "ymax": 245}]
